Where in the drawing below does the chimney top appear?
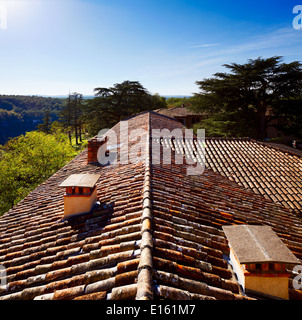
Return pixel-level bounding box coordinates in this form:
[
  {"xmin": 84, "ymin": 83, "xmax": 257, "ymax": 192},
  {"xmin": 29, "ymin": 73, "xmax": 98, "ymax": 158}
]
[
  {"xmin": 59, "ymin": 174, "xmax": 101, "ymax": 189},
  {"xmin": 223, "ymin": 225, "xmax": 300, "ymax": 265}
]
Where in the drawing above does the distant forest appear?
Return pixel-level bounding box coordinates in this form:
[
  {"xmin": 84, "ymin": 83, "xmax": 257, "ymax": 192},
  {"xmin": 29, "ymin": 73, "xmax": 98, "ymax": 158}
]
[{"xmin": 0, "ymin": 95, "xmax": 65, "ymax": 145}]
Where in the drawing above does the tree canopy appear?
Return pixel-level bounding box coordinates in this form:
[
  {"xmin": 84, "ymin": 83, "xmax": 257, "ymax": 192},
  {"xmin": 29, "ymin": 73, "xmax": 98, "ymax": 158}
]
[
  {"xmin": 0, "ymin": 80, "xmax": 167, "ymax": 215},
  {"xmin": 191, "ymin": 56, "xmax": 302, "ymax": 138},
  {"xmin": 82, "ymin": 81, "xmax": 167, "ymax": 135},
  {"xmin": 37, "ymin": 110, "xmax": 51, "ymax": 134},
  {"xmin": 0, "ymin": 95, "xmax": 65, "ymax": 145},
  {"xmin": 0, "ymin": 131, "xmax": 76, "ymax": 215},
  {"xmin": 60, "ymin": 93, "xmax": 84, "ymax": 145}
]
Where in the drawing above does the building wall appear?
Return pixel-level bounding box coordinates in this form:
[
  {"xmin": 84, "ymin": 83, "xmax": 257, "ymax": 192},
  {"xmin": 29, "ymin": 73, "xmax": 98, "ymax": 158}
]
[
  {"xmin": 63, "ymin": 188, "xmax": 97, "ymax": 217},
  {"xmin": 229, "ymin": 247, "xmax": 290, "ymax": 300},
  {"xmin": 245, "ymin": 275, "xmax": 289, "ymax": 300}
]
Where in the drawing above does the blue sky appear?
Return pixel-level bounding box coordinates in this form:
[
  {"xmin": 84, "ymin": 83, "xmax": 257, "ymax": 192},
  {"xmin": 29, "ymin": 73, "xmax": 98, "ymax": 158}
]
[{"xmin": 0, "ymin": 0, "xmax": 302, "ymax": 96}]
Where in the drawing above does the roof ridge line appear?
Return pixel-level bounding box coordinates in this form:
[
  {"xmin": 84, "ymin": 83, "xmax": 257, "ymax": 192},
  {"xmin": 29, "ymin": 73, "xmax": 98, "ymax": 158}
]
[
  {"xmin": 205, "ymin": 137, "xmax": 251, "ymax": 141},
  {"xmin": 149, "ymin": 110, "xmax": 187, "ymax": 126},
  {"xmin": 250, "ymin": 139, "xmax": 302, "ymax": 158},
  {"xmin": 135, "ymin": 112, "xmax": 154, "ymax": 300},
  {"xmin": 205, "ymin": 137, "xmax": 302, "ymax": 158},
  {"xmin": 243, "ymin": 225, "xmax": 271, "ymax": 261}
]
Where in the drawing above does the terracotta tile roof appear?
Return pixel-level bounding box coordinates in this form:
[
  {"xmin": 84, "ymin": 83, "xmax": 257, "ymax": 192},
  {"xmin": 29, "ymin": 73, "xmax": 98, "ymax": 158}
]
[
  {"xmin": 155, "ymin": 106, "xmax": 202, "ymax": 117},
  {"xmin": 0, "ymin": 111, "xmax": 301, "ymax": 300},
  {"xmin": 204, "ymin": 138, "xmax": 302, "ymax": 214},
  {"xmin": 158, "ymin": 134, "xmax": 302, "ymax": 214},
  {"xmin": 150, "ymin": 161, "xmax": 302, "ymax": 300}
]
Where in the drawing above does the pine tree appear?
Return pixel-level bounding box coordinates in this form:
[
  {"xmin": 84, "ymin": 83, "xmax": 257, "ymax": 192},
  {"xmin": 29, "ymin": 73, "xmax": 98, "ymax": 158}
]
[
  {"xmin": 60, "ymin": 93, "xmax": 83, "ymax": 145},
  {"xmin": 191, "ymin": 56, "xmax": 302, "ymax": 139},
  {"xmin": 37, "ymin": 110, "xmax": 51, "ymax": 134}
]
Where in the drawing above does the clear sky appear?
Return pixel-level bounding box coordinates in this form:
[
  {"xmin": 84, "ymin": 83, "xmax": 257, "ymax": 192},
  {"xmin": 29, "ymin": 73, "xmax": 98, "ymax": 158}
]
[{"xmin": 0, "ymin": 0, "xmax": 302, "ymax": 96}]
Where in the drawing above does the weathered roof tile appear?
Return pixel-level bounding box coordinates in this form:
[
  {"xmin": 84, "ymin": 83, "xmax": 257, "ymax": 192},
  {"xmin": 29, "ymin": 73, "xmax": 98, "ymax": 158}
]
[{"xmin": 0, "ymin": 111, "xmax": 301, "ymax": 300}]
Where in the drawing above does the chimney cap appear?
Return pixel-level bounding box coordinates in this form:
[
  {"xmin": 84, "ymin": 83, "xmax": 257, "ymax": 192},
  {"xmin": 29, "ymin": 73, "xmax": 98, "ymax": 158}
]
[
  {"xmin": 223, "ymin": 225, "xmax": 300, "ymax": 265},
  {"xmin": 59, "ymin": 174, "xmax": 101, "ymax": 188}
]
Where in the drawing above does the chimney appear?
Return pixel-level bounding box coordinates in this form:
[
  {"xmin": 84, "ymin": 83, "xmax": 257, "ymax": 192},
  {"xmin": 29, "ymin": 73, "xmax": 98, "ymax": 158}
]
[
  {"xmin": 59, "ymin": 174, "xmax": 101, "ymax": 218},
  {"xmin": 87, "ymin": 136, "xmax": 108, "ymax": 164},
  {"xmin": 223, "ymin": 225, "xmax": 300, "ymax": 300}
]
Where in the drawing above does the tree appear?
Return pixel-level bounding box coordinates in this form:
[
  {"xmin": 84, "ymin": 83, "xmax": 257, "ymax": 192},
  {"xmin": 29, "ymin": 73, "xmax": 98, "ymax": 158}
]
[
  {"xmin": 193, "ymin": 110, "xmax": 257, "ymax": 138},
  {"xmin": 50, "ymin": 120, "xmax": 70, "ymax": 143},
  {"xmin": 60, "ymin": 94, "xmax": 73, "ymax": 144},
  {"xmin": 60, "ymin": 92, "xmax": 83, "ymax": 145},
  {"xmin": 191, "ymin": 56, "xmax": 302, "ymax": 139},
  {"xmin": 37, "ymin": 110, "xmax": 51, "ymax": 134},
  {"xmin": 82, "ymin": 81, "xmax": 162, "ymax": 135},
  {"xmin": 71, "ymin": 93, "xmax": 83, "ymax": 145},
  {"xmin": 0, "ymin": 131, "xmax": 76, "ymax": 215},
  {"xmin": 152, "ymin": 93, "xmax": 168, "ymax": 109},
  {"xmin": 0, "ymin": 95, "xmax": 65, "ymax": 145},
  {"xmin": 166, "ymin": 97, "xmax": 192, "ymax": 108}
]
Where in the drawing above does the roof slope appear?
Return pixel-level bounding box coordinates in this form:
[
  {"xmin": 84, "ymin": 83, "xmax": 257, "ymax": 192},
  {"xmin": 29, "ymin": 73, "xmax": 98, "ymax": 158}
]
[
  {"xmin": 150, "ymin": 133, "xmax": 302, "ymax": 299},
  {"xmin": 205, "ymin": 138, "xmax": 302, "ymax": 213},
  {"xmin": 155, "ymin": 106, "xmax": 202, "ymax": 117},
  {"xmin": 0, "ymin": 111, "xmax": 301, "ymax": 300},
  {"xmin": 0, "ymin": 112, "xmax": 149, "ymax": 300}
]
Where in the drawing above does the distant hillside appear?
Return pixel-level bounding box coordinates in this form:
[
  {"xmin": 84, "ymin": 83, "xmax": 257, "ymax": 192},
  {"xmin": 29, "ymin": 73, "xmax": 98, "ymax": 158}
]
[{"xmin": 0, "ymin": 95, "xmax": 65, "ymax": 145}]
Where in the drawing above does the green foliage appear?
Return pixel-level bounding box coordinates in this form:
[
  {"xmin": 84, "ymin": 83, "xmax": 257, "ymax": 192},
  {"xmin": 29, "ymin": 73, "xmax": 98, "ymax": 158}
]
[
  {"xmin": 191, "ymin": 56, "xmax": 302, "ymax": 138},
  {"xmin": 37, "ymin": 110, "xmax": 51, "ymax": 134},
  {"xmin": 151, "ymin": 93, "xmax": 167, "ymax": 110},
  {"xmin": 166, "ymin": 97, "xmax": 192, "ymax": 108},
  {"xmin": 82, "ymin": 81, "xmax": 166, "ymax": 135},
  {"xmin": 60, "ymin": 93, "xmax": 84, "ymax": 145},
  {"xmin": 273, "ymin": 98, "xmax": 302, "ymax": 139},
  {"xmin": 0, "ymin": 84, "xmax": 167, "ymax": 144},
  {"xmin": 194, "ymin": 110, "xmax": 257, "ymax": 138},
  {"xmin": 50, "ymin": 121, "xmax": 69, "ymax": 142},
  {"xmin": 0, "ymin": 131, "xmax": 77, "ymax": 215},
  {"xmin": 0, "ymin": 95, "xmax": 65, "ymax": 115},
  {"xmin": 0, "ymin": 95, "xmax": 65, "ymax": 145}
]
